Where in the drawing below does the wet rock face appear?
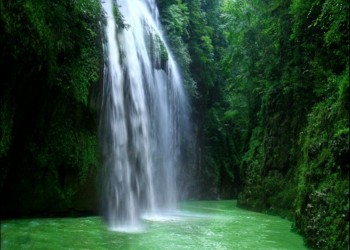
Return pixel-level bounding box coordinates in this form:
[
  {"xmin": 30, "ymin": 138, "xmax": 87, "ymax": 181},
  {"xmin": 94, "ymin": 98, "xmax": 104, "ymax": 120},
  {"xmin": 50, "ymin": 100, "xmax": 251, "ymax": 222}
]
[{"xmin": 147, "ymin": 32, "xmax": 169, "ymax": 71}]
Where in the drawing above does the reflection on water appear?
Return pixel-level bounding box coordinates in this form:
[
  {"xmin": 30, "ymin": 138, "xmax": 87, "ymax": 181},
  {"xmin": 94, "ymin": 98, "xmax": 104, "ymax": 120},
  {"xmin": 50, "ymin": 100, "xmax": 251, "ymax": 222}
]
[{"xmin": 1, "ymin": 200, "xmax": 308, "ymax": 250}]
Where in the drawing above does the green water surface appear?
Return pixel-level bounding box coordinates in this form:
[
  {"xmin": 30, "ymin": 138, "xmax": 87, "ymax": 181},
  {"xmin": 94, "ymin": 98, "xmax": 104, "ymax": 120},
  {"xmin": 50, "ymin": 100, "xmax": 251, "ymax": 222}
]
[{"xmin": 1, "ymin": 200, "xmax": 307, "ymax": 250}]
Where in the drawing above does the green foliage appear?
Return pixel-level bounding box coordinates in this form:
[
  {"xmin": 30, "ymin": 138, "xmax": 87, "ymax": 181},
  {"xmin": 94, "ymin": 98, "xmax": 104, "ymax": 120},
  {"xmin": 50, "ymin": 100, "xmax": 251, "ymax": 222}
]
[
  {"xmin": 0, "ymin": 0, "xmax": 103, "ymax": 215},
  {"xmin": 148, "ymin": 33, "xmax": 169, "ymax": 70},
  {"xmin": 0, "ymin": 95, "xmax": 14, "ymax": 158},
  {"xmin": 295, "ymin": 75, "xmax": 349, "ymax": 248},
  {"xmin": 163, "ymin": 0, "xmax": 349, "ymax": 246},
  {"xmin": 1, "ymin": 3, "xmax": 348, "ymax": 249},
  {"xmin": 186, "ymin": 0, "xmax": 215, "ymax": 89},
  {"xmin": 338, "ymin": 66, "xmax": 350, "ymax": 110},
  {"xmin": 160, "ymin": 0, "xmax": 237, "ymax": 198},
  {"xmin": 217, "ymin": 0, "xmax": 349, "ymax": 248},
  {"xmin": 161, "ymin": 0, "xmax": 197, "ymax": 97},
  {"xmin": 113, "ymin": 2, "xmax": 129, "ymax": 30},
  {"xmin": 164, "ymin": 0, "xmax": 189, "ymax": 36},
  {"xmin": 69, "ymin": 46, "xmax": 101, "ymax": 105}
]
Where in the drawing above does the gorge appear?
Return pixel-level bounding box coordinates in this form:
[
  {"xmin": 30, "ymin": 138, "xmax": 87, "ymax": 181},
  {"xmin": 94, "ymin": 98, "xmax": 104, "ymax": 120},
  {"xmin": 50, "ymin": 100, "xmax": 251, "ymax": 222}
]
[{"xmin": 0, "ymin": 0, "xmax": 348, "ymax": 249}]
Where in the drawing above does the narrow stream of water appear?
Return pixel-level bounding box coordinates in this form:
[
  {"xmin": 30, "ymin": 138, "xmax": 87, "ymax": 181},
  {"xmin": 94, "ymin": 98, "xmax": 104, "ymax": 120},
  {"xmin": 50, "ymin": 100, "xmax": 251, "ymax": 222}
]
[{"xmin": 1, "ymin": 200, "xmax": 307, "ymax": 250}]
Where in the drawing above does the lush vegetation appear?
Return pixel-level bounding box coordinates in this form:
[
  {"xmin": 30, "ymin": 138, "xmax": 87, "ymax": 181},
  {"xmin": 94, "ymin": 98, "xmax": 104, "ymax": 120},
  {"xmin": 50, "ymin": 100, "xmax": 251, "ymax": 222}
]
[
  {"xmin": 0, "ymin": 0, "xmax": 103, "ymax": 217},
  {"xmin": 157, "ymin": 0, "xmax": 238, "ymax": 199},
  {"xmin": 158, "ymin": 0, "xmax": 349, "ymax": 249},
  {"xmin": 1, "ymin": 0, "xmax": 348, "ymax": 248}
]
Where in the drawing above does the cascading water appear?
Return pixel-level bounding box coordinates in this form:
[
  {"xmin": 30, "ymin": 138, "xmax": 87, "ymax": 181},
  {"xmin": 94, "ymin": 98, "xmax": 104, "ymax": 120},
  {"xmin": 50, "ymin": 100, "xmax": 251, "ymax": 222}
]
[{"xmin": 99, "ymin": 0, "xmax": 190, "ymax": 230}]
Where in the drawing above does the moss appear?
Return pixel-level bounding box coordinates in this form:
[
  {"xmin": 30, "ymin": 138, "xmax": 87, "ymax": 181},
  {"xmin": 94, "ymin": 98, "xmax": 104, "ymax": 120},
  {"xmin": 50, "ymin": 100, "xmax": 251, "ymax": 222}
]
[
  {"xmin": 0, "ymin": 0, "xmax": 103, "ymax": 217},
  {"xmin": 0, "ymin": 96, "xmax": 14, "ymax": 158},
  {"xmin": 148, "ymin": 33, "xmax": 169, "ymax": 70},
  {"xmin": 294, "ymin": 70, "xmax": 349, "ymax": 249},
  {"xmin": 160, "ymin": 39, "xmax": 169, "ymax": 65},
  {"xmin": 237, "ymin": 64, "xmax": 349, "ymax": 249},
  {"xmin": 113, "ymin": 3, "xmax": 129, "ymax": 30}
]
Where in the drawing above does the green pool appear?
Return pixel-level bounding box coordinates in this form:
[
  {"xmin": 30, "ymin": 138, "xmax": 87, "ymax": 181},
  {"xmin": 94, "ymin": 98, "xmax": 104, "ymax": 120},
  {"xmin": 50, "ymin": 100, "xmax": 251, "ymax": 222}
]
[{"xmin": 1, "ymin": 200, "xmax": 307, "ymax": 249}]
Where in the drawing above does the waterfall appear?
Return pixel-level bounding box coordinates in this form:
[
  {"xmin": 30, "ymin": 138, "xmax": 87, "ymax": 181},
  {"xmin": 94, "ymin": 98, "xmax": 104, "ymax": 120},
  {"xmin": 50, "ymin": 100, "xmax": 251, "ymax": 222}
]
[{"xmin": 99, "ymin": 0, "xmax": 190, "ymax": 230}]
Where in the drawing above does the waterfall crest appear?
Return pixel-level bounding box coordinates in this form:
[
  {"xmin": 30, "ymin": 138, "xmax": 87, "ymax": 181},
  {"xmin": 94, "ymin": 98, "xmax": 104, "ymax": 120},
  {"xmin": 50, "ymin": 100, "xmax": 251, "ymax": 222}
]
[{"xmin": 99, "ymin": 0, "xmax": 190, "ymax": 229}]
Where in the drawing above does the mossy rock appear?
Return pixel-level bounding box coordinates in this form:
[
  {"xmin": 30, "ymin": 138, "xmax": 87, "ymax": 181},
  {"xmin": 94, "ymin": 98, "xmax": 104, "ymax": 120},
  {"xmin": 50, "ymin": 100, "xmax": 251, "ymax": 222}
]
[
  {"xmin": 148, "ymin": 32, "xmax": 169, "ymax": 71},
  {"xmin": 113, "ymin": 3, "xmax": 129, "ymax": 30}
]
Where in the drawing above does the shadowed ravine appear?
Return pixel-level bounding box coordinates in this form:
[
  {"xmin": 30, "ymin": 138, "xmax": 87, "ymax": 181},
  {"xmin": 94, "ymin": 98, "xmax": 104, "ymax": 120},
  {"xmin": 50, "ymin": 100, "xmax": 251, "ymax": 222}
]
[{"xmin": 0, "ymin": 0, "xmax": 348, "ymax": 248}]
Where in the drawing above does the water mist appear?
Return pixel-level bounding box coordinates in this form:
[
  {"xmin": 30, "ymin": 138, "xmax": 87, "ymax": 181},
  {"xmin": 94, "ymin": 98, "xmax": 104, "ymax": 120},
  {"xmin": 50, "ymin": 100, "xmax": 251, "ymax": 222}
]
[{"xmin": 99, "ymin": 0, "xmax": 190, "ymax": 230}]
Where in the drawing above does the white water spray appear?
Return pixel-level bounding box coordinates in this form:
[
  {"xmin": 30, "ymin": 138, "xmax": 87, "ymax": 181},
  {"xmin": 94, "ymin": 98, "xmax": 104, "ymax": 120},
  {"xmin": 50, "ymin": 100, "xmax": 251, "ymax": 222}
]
[{"xmin": 100, "ymin": 0, "xmax": 190, "ymax": 230}]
